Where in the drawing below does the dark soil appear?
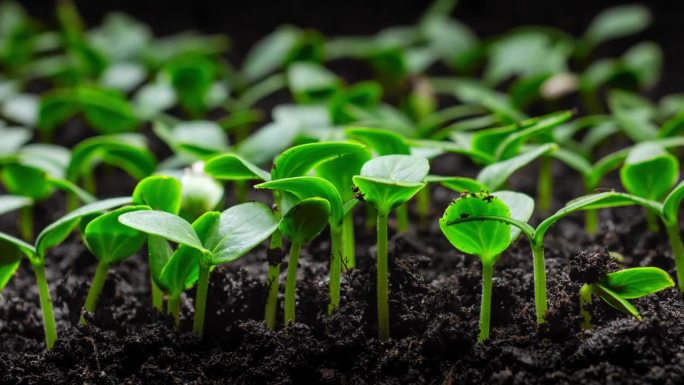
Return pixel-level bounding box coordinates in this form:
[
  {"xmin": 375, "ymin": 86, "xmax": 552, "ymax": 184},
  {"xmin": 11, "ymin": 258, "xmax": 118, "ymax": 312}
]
[{"xmin": 2, "ymin": 159, "xmax": 684, "ymax": 384}]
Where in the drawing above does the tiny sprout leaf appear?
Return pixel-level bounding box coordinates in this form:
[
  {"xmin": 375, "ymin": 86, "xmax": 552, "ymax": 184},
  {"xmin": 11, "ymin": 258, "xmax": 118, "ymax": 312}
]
[
  {"xmin": 439, "ymin": 192, "xmax": 511, "ymax": 264},
  {"xmin": 477, "ymin": 143, "xmax": 557, "ymax": 191},
  {"xmin": 280, "ymin": 197, "xmax": 331, "ymax": 245},
  {"xmin": 663, "ymin": 182, "xmax": 684, "ymax": 224},
  {"xmin": 256, "ymin": 176, "xmax": 342, "ymax": 225},
  {"xmin": 204, "ymin": 154, "xmax": 272, "ymax": 182},
  {"xmin": 345, "ymin": 127, "xmax": 410, "ymax": 156},
  {"xmin": 85, "ymin": 206, "xmax": 148, "ymax": 263},
  {"xmin": 0, "ymin": 239, "xmax": 22, "ymax": 290},
  {"xmin": 584, "ymin": 5, "xmax": 651, "ymax": 47},
  {"xmin": 0, "ymin": 195, "xmax": 33, "ymax": 216},
  {"xmin": 620, "ymin": 142, "xmax": 679, "ymax": 201},
  {"xmin": 492, "ymin": 191, "xmax": 535, "ymax": 242},
  {"xmin": 273, "ymin": 142, "xmax": 369, "ymax": 180},
  {"xmin": 352, "ymin": 155, "xmax": 429, "ymax": 213},
  {"xmin": 599, "ymin": 267, "xmax": 674, "ymax": 299},
  {"xmin": 118, "ymin": 210, "xmax": 205, "ymax": 252},
  {"xmin": 2, "ymin": 163, "xmax": 54, "ymax": 200},
  {"xmin": 132, "ymin": 175, "xmax": 182, "ymax": 214},
  {"xmin": 68, "ymin": 135, "xmax": 156, "ymax": 183},
  {"xmin": 593, "ymin": 284, "xmax": 641, "ymax": 319}
]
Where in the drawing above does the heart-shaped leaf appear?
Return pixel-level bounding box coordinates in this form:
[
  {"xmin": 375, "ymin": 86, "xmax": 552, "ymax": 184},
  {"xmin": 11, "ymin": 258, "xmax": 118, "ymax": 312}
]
[
  {"xmin": 132, "ymin": 175, "xmax": 182, "ymax": 214},
  {"xmin": 256, "ymin": 176, "xmax": 342, "ymax": 226},
  {"xmin": 280, "ymin": 197, "xmax": 331, "ymax": 245},
  {"xmin": 620, "ymin": 142, "xmax": 679, "ymax": 201},
  {"xmin": 84, "ymin": 206, "xmax": 148, "ymax": 263},
  {"xmin": 204, "ymin": 154, "xmax": 271, "ymax": 182},
  {"xmin": 118, "ymin": 210, "xmax": 206, "ymax": 252}
]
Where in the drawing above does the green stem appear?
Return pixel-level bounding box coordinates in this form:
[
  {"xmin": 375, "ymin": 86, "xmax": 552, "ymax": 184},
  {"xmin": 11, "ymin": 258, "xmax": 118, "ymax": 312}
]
[
  {"xmin": 328, "ymin": 226, "xmax": 342, "ymax": 315},
  {"xmin": 532, "ymin": 243, "xmax": 548, "ymax": 324},
  {"xmin": 67, "ymin": 192, "xmax": 79, "ymax": 212},
  {"xmin": 395, "ymin": 204, "xmax": 409, "ymax": 232},
  {"xmin": 19, "ymin": 205, "xmax": 34, "ymax": 242},
  {"xmin": 478, "ymin": 262, "xmax": 493, "ymax": 343},
  {"xmin": 417, "ymin": 184, "xmax": 430, "ymax": 231},
  {"xmin": 579, "ymin": 284, "xmax": 594, "ymax": 330},
  {"xmin": 168, "ymin": 295, "xmax": 181, "ymax": 328},
  {"xmin": 193, "ymin": 262, "xmax": 211, "ymax": 336},
  {"xmin": 645, "ymin": 208, "xmax": 660, "ymax": 232},
  {"xmin": 82, "ymin": 173, "xmax": 97, "ymax": 195},
  {"xmin": 80, "ymin": 261, "xmax": 110, "ymax": 325},
  {"xmin": 234, "ymin": 180, "xmax": 248, "ymax": 204},
  {"xmin": 537, "ymin": 157, "xmax": 553, "ymax": 213},
  {"xmin": 365, "ymin": 205, "xmax": 376, "ymax": 231},
  {"xmin": 342, "ymin": 212, "xmax": 356, "ymax": 269},
  {"xmin": 34, "ymin": 263, "xmax": 57, "ymax": 349},
  {"xmin": 284, "ymin": 241, "xmax": 301, "ymax": 326},
  {"xmin": 585, "ymin": 209, "xmax": 598, "ymax": 235},
  {"xmin": 264, "ymin": 262, "xmax": 281, "ymax": 330},
  {"xmin": 665, "ymin": 221, "xmax": 684, "ymax": 291},
  {"xmin": 377, "ymin": 210, "xmax": 390, "ymax": 341},
  {"xmin": 151, "ymin": 280, "xmax": 164, "ymax": 311}
]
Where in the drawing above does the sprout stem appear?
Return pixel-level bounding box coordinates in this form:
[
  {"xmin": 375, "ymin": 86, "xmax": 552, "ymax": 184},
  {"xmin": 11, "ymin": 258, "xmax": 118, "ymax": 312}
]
[
  {"xmin": 478, "ymin": 262, "xmax": 493, "ymax": 343},
  {"xmin": 193, "ymin": 262, "xmax": 211, "ymax": 336},
  {"xmin": 395, "ymin": 204, "xmax": 409, "ymax": 232},
  {"xmin": 532, "ymin": 243, "xmax": 548, "ymax": 324},
  {"xmin": 342, "ymin": 212, "xmax": 356, "ymax": 269},
  {"xmin": 284, "ymin": 241, "xmax": 302, "ymax": 326},
  {"xmin": 585, "ymin": 209, "xmax": 598, "ymax": 235},
  {"xmin": 151, "ymin": 280, "xmax": 164, "ymax": 311},
  {"xmin": 80, "ymin": 261, "xmax": 110, "ymax": 325},
  {"xmin": 537, "ymin": 157, "xmax": 553, "ymax": 212},
  {"xmin": 328, "ymin": 226, "xmax": 342, "ymax": 315},
  {"xmin": 167, "ymin": 295, "xmax": 180, "ymax": 328},
  {"xmin": 579, "ymin": 284, "xmax": 594, "ymax": 330},
  {"xmin": 417, "ymin": 184, "xmax": 430, "ymax": 231},
  {"xmin": 264, "ymin": 263, "xmax": 280, "ymax": 330},
  {"xmin": 34, "ymin": 263, "xmax": 57, "ymax": 349},
  {"xmin": 234, "ymin": 180, "xmax": 247, "ymax": 204},
  {"xmin": 83, "ymin": 173, "xmax": 97, "ymax": 195},
  {"xmin": 377, "ymin": 210, "xmax": 390, "ymax": 341},
  {"xmin": 645, "ymin": 209, "xmax": 660, "ymax": 232},
  {"xmin": 19, "ymin": 205, "xmax": 34, "ymax": 242},
  {"xmin": 665, "ymin": 221, "xmax": 684, "ymax": 291}
]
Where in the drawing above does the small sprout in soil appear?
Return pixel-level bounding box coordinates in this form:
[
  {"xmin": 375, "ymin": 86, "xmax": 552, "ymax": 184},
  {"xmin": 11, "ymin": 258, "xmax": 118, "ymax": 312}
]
[
  {"xmin": 119, "ymin": 202, "xmax": 278, "ymax": 335},
  {"xmin": 278, "ymin": 197, "xmax": 331, "ymax": 326},
  {"xmin": 440, "ymin": 191, "xmax": 534, "ymax": 342},
  {"xmin": 178, "ymin": 162, "xmax": 224, "ymax": 222},
  {"xmin": 580, "ymin": 267, "xmax": 673, "ymax": 329},
  {"xmin": 353, "ymin": 154, "xmax": 429, "ymax": 341},
  {"xmin": 80, "ymin": 205, "xmax": 148, "ymax": 324}
]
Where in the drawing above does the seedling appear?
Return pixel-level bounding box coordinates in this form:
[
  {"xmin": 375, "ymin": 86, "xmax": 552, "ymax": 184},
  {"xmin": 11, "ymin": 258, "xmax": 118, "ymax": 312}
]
[
  {"xmin": 164, "ymin": 54, "xmax": 218, "ymax": 118},
  {"xmin": 131, "ymin": 175, "xmax": 182, "ymax": 311},
  {"xmin": 175, "ymin": 162, "xmax": 224, "ymax": 222},
  {"xmin": 580, "ymin": 267, "xmax": 673, "ymax": 329},
  {"xmin": 0, "ymin": 197, "xmax": 132, "ymax": 348},
  {"xmin": 279, "ymin": 198, "xmax": 331, "ymax": 325},
  {"xmin": 80, "ymin": 205, "xmax": 148, "ymax": 324},
  {"xmin": 119, "ymin": 202, "xmax": 279, "ymax": 335},
  {"xmin": 445, "ymin": 191, "xmax": 653, "ymax": 324},
  {"xmin": 440, "ymin": 191, "xmax": 534, "ymax": 341},
  {"xmin": 353, "ymin": 154, "xmax": 429, "ymax": 341}
]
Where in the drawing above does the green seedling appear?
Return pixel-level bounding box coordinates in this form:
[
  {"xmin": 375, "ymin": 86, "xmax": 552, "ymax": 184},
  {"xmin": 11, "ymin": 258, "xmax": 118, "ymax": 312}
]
[
  {"xmin": 353, "ymin": 154, "xmax": 429, "ymax": 341},
  {"xmin": 445, "ymin": 191, "xmax": 654, "ymax": 324},
  {"xmin": 175, "ymin": 162, "xmax": 224, "ymax": 222},
  {"xmin": 0, "ymin": 195, "xmax": 34, "ymax": 288},
  {"xmin": 154, "ymin": 119, "xmax": 230, "ymax": 163},
  {"xmin": 203, "ymin": 153, "xmax": 271, "ymax": 205},
  {"xmin": 119, "ymin": 202, "xmax": 279, "ymax": 335},
  {"xmin": 279, "ymin": 198, "xmax": 331, "ymax": 325},
  {"xmin": 287, "ymin": 62, "xmax": 342, "ymax": 104},
  {"xmin": 132, "ymin": 175, "xmax": 182, "ymax": 311},
  {"xmin": 580, "ymin": 267, "xmax": 673, "ymax": 329},
  {"xmin": 80, "ymin": 205, "xmax": 148, "ymax": 324},
  {"xmin": 0, "ymin": 197, "xmax": 131, "ymax": 348},
  {"xmin": 440, "ymin": 191, "xmax": 533, "ymax": 342},
  {"xmin": 164, "ymin": 54, "xmax": 218, "ymax": 118}
]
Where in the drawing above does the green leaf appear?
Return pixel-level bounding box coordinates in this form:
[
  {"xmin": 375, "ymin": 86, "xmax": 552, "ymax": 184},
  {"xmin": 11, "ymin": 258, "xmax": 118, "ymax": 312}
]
[
  {"xmin": 315, "ymin": 145, "xmax": 371, "ymax": 202},
  {"xmin": 427, "ymin": 175, "xmax": 488, "ymax": 193},
  {"xmin": 609, "ymin": 90, "xmax": 658, "ymax": 142},
  {"xmin": 118, "ymin": 210, "xmax": 205, "ymax": 252},
  {"xmin": 204, "ymin": 202, "xmax": 279, "ymax": 265},
  {"xmin": 0, "ymin": 237, "xmax": 22, "ymax": 290},
  {"xmin": 2, "ymin": 163, "xmax": 53, "ymax": 200},
  {"xmin": 477, "ymin": 143, "xmax": 557, "ymax": 190},
  {"xmin": 663, "ymin": 182, "xmax": 684, "ymax": 225},
  {"xmin": 132, "ymin": 175, "xmax": 182, "ymax": 214},
  {"xmin": 242, "ymin": 25, "xmax": 300, "ymax": 82},
  {"xmin": 352, "ymin": 154, "xmax": 429, "ymax": 213},
  {"xmin": 236, "ymin": 121, "xmax": 299, "ymax": 165},
  {"xmin": 37, "ymin": 89, "xmax": 79, "ymax": 134},
  {"xmin": 279, "ymin": 197, "xmax": 331, "ymax": 245},
  {"xmin": 154, "ymin": 120, "xmax": 229, "ymax": 161},
  {"xmin": 35, "ymin": 196, "xmax": 132, "ymax": 260},
  {"xmin": 256, "ymin": 176, "xmax": 342, "ymax": 225},
  {"xmin": 67, "ymin": 134, "xmax": 156, "ymax": 182},
  {"xmin": 273, "ymin": 142, "xmax": 368, "ymax": 180},
  {"xmin": 204, "ymin": 154, "xmax": 271, "ymax": 182},
  {"xmin": 600, "ymin": 267, "xmax": 674, "ymax": 299},
  {"xmin": 0, "ymin": 126, "xmax": 31, "ymax": 155},
  {"xmin": 84, "ymin": 206, "xmax": 148, "ymax": 263},
  {"xmin": 623, "ymin": 42, "xmax": 662, "ymax": 89},
  {"xmin": 76, "ymin": 86, "xmax": 140, "ymax": 134},
  {"xmin": 584, "ymin": 5, "xmax": 651, "ymax": 47},
  {"xmin": 620, "ymin": 142, "xmax": 679, "ymax": 201},
  {"xmin": 593, "ymin": 284, "xmax": 641, "ymax": 319},
  {"xmin": 345, "ymin": 127, "xmax": 410, "ymax": 155},
  {"xmin": 492, "ymin": 191, "xmax": 535, "ymax": 242},
  {"xmin": 164, "ymin": 54, "xmax": 217, "ymax": 118},
  {"xmin": 0, "ymin": 195, "xmax": 32, "ymax": 216},
  {"xmin": 287, "ymin": 62, "xmax": 341, "ymax": 104},
  {"xmin": 439, "ymin": 192, "xmax": 512, "ymax": 264}
]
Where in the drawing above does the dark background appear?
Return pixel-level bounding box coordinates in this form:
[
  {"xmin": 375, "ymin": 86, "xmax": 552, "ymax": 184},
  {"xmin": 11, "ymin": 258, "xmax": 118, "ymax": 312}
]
[{"xmin": 17, "ymin": 0, "xmax": 684, "ymax": 94}]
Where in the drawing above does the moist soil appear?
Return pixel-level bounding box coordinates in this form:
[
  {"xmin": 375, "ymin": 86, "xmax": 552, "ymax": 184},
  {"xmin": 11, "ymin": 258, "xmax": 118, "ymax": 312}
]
[{"xmin": 1, "ymin": 153, "xmax": 684, "ymax": 384}]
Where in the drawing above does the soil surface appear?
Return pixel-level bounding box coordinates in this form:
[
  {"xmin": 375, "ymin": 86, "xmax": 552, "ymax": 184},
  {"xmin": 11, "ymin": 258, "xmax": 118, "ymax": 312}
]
[{"xmin": 2, "ymin": 156, "xmax": 684, "ymax": 384}]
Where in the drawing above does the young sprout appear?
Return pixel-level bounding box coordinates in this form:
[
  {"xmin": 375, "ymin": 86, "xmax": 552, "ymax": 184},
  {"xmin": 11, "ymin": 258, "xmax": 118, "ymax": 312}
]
[
  {"xmin": 0, "ymin": 197, "xmax": 132, "ymax": 348},
  {"xmin": 279, "ymin": 198, "xmax": 331, "ymax": 325},
  {"xmin": 80, "ymin": 205, "xmax": 148, "ymax": 324},
  {"xmin": 177, "ymin": 162, "xmax": 224, "ymax": 222},
  {"xmin": 445, "ymin": 191, "xmax": 651, "ymax": 324},
  {"xmin": 580, "ymin": 267, "xmax": 673, "ymax": 329},
  {"xmin": 163, "ymin": 54, "xmax": 218, "ymax": 118},
  {"xmin": 119, "ymin": 202, "xmax": 278, "ymax": 335},
  {"xmin": 132, "ymin": 175, "xmax": 182, "ymax": 311},
  {"xmin": 352, "ymin": 154, "xmax": 429, "ymax": 341},
  {"xmin": 440, "ymin": 191, "xmax": 534, "ymax": 341}
]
